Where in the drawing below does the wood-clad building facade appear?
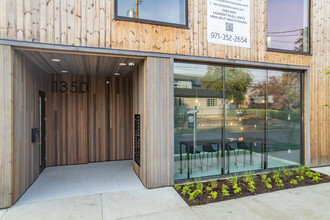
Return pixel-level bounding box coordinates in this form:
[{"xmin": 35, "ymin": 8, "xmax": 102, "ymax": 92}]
[{"xmin": 0, "ymin": 0, "xmax": 329, "ymax": 209}]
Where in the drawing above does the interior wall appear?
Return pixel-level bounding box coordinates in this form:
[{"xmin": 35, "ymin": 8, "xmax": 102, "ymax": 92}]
[
  {"xmin": 46, "ymin": 74, "xmax": 133, "ymax": 167},
  {"xmin": 12, "ymin": 51, "xmax": 46, "ymax": 204},
  {"xmin": 0, "ymin": 45, "xmax": 13, "ymax": 208}
]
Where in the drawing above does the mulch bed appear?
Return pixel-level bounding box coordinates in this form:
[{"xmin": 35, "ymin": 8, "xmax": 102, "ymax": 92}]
[{"xmin": 175, "ymin": 172, "xmax": 330, "ymax": 206}]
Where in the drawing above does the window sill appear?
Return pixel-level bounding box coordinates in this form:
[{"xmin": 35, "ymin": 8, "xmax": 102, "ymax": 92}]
[
  {"xmin": 113, "ymin": 16, "xmax": 189, "ymax": 29},
  {"xmin": 267, "ymin": 48, "xmax": 312, "ymax": 56}
]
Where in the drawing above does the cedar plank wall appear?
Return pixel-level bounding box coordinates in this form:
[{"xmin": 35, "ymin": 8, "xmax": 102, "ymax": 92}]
[
  {"xmin": 0, "ymin": 0, "xmax": 328, "ymax": 166},
  {"xmin": 45, "ymin": 74, "xmax": 89, "ymax": 166},
  {"xmin": 12, "ymin": 51, "xmax": 46, "ymax": 203},
  {"xmin": 133, "ymin": 58, "xmax": 173, "ymax": 188},
  {"xmin": 0, "ymin": 45, "xmax": 13, "ymax": 208},
  {"xmin": 88, "ymin": 76, "xmax": 133, "ymax": 162},
  {"xmin": 46, "ymin": 74, "xmax": 133, "ymax": 166}
]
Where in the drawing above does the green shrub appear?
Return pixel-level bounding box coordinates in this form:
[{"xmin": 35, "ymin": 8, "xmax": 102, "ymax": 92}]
[
  {"xmin": 229, "ymin": 174, "xmax": 239, "ymax": 185},
  {"xmin": 261, "ymin": 174, "xmax": 267, "ymax": 180},
  {"xmin": 289, "ymin": 179, "xmax": 298, "ymax": 185},
  {"xmin": 210, "ymin": 180, "xmax": 218, "ymax": 189},
  {"xmin": 296, "ymin": 166, "xmax": 305, "ymax": 176},
  {"xmin": 189, "ymin": 189, "xmax": 202, "ymax": 200},
  {"xmin": 208, "ymin": 191, "xmax": 218, "ymax": 199},
  {"xmin": 206, "ymin": 186, "xmax": 213, "ymax": 191},
  {"xmin": 182, "ymin": 185, "xmax": 191, "ymax": 195},
  {"xmin": 243, "ymin": 171, "xmax": 256, "ymax": 183},
  {"xmin": 281, "ymin": 167, "xmax": 294, "ymax": 177},
  {"xmin": 174, "ymin": 185, "xmax": 182, "ymax": 191},
  {"xmin": 233, "ymin": 183, "xmax": 242, "ymax": 194},
  {"xmin": 195, "ymin": 178, "xmax": 204, "ymax": 191},
  {"xmin": 222, "ymin": 184, "xmax": 230, "ymax": 196},
  {"xmin": 296, "ymin": 175, "xmax": 304, "ymax": 181},
  {"xmin": 248, "ymin": 181, "xmax": 256, "ymax": 193}
]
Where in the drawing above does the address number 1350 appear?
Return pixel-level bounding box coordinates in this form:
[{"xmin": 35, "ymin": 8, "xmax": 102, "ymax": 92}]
[{"xmin": 52, "ymin": 80, "xmax": 88, "ymax": 93}]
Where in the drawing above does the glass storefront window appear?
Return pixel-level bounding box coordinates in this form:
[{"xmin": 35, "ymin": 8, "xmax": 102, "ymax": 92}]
[
  {"xmin": 116, "ymin": 0, "xmax": 187, "ymax": 26},
  {"xmin": 267, "ymin": 0, "xmax": 310, "ymax": 53},
  {"xmin": 174, "ymin": 62, "xmax": 303, "ymax": 181},
  {"xmin": 267, "ymin": 70, "xmax": 302, "ymax": 168},
  {"xmin": 174, "ymin": 63, "xmax": 224, "ymax": 180}
]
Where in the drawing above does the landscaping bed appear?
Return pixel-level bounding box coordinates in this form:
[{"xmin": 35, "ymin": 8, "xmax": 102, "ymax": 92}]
[{"xmin": 174, "ymin": 167, "xmax": 330, "ymax": 206}]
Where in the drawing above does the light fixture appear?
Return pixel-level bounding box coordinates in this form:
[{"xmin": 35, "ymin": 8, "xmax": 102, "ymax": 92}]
[
  {"xmin": 61, "ymin": 70, "xmax": 68, "ymax": 73},
  {"xmin": 114, "ymin": 73, "xmax": 120, "ymax": 76},
  {"xmin": 119, "ymin": 63, "xmax": 127, "ymax": 66},
  {"xmin": 52, "ymin": 58, "xmax": 61, "ymax": 62},
  {"xmin": 106, "ymin": 80, "xmax": 110, "ymax": 84}
]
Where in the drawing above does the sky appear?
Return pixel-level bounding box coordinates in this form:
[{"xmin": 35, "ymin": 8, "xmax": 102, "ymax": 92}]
[{"xmin": 117, "ymin": 0, "xmax": 185, "ymax": 24}]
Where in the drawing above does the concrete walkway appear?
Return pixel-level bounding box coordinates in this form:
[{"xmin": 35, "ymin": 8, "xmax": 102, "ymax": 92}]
[
  {"xmin": 16, "ymin": 160, "xmax": 145, "ymax": 205},
  {"xmin": 0, "ymin": 168, "xmax": 329, "ymax": 220}
]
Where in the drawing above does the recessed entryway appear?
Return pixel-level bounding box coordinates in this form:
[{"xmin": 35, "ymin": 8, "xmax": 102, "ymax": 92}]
[{"xmin": 16, "ymin": 160, "xmax": 145, "ymax": 205}]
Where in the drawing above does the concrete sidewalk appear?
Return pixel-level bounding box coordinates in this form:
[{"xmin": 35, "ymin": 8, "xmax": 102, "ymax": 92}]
[{"xmin": 0, "ymin": 168, "xmax": 329, "ymax": 220}]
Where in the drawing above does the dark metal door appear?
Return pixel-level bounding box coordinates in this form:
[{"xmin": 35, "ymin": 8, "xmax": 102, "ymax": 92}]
[{"xmin": 39, "ymin": 91, "xmax": 46, "ymax": 173}]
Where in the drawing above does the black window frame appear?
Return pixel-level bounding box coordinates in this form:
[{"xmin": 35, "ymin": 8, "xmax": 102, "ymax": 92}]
[
  {"xmin": 114, "ymin": 0, "xmax": 189, "ymax": 28},
  {"xmin": 266, "ymin": 0, "xmax": 311, "ymax": 55}
]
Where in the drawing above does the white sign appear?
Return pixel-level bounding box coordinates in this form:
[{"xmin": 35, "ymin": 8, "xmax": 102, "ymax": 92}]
[{"xmin": 207, "ymin": 0, "xmax": 250, "ymax": 48}]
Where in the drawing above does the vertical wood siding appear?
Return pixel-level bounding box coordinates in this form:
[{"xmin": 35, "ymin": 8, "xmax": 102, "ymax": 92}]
[
  {"xmin": 46, "ymin": 74, "xmax": 133, "ymax": 166},
  {"xmin": 45, "ymin": 74, "xmax": 89, "ymax": 166},
  {"xmin": 12, "ymin": 51, "xmax": 46, "ymax": 203},
  {"xmin": 0, "ymin": 45, "xmax": 13, "ymax": 208},
  {"xmin": 88, "ymin": 76, "xmax": 133, "ymax": 162},
  {"xmin": 133, "ymin": 57, "xmax": 173, "ymax": 188}
]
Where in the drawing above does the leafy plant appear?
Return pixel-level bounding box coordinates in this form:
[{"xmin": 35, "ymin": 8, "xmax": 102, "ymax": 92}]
[
  {"xmin": 281, "ymin": 167, "xmax": 294, "ymax": 177},
  {"xmin": 261, "ymin": 177, "xmax": 272, "ymax": 189},
  {"xmin": 312, "ymin": 173, "xmax": 323, "ymax": 182},
  {"xmin": 232, "ymin": 183, "xmax": 242, "ymax": 194},
  {"xmin": 248, "ymin": 181, "xmax": 256, "ymax": 193},
  {"xmin": 182, "ymin": 185, "xmax": 191, "ymax": 195},
  {"xmin": 265, "ymin": 183, "xmax": 272, "ymax": 189},
  {"xmin": 210, "ymin": 180, "xmax": 218, "ymax": 189},
  {"xmin": 275, "ymin": 179, "xmax": 284, "ymax": 187},
  {"xmin": 296, "ymin": 166, "xmax": 305, "ymax": 176},
  {"xmin": 296, "ymin": 175, "xmax": 305, "ymax": 181},
  {"xmin": 289, "ymin": 179, "xmax": 298, "ymax": 185},
  {"xmin": 222, "ymin": 184, "xmax": 230, "ymax": 196},
  {"xmin": 195, "ymin": 178, "xmax": 204, "ymax": 191},
  {"xmin": 302, "ymin": 166, "xmax": 311, "ymax": 173},
  {"xmin": 174, "ymin": 185, "xmax": 182, "ymax": 191},
  {"xmin": 272, "ymin": 169, "xmax": 283, "ymax": 180},
  {"xmin": 243, "ymin": 171, "xmax": 256, "ymax": 183},
  {"xmin": 261, "ymin": 174, "xmax": 267, "ymax": 180},
  {"xmin": 186, "ymin": 182, "xmax": 195, "ymax": 189},
  {"xmin": 189, "ymin": 189, "xmax": 202, "ymax": 200},
  {"xmin": 229, "ymin": 174, "xmax": 239, "ymax": 185},
  {"xmin": 208, "ymin": 191, "xmax": 218, "ymax": 199},
  {"xmin": 206, "ymin": 186, "xmax": 213, "ymax": 191},
  {"xmin": 305, "ymin": 171, "xmax": 314, "ymax": 178}
]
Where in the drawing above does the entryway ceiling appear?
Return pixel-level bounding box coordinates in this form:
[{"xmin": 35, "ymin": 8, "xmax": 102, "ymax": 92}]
[{"xmin": 17, "ymin": 49, "xmax": 144, "ymax": 77}]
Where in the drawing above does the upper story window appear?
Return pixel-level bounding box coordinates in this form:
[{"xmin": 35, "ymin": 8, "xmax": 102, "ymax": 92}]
[
  {"xmin": 115, "ymin": 0, "xmax": 187, "ymax": 27},
  {"xmin": 267, "ymin": 0, "xmax": 310, "ymax": 53}
]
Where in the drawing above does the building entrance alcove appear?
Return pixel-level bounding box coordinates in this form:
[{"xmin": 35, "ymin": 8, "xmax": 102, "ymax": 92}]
[{"xmin": 11, "ymin": 48, "xmax": 145, "ymax": 205}]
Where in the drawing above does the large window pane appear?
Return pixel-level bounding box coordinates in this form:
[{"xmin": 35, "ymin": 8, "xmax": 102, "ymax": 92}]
[
  {"xmin": 174, "ymin": 63, "xmax": 224, "ymax": 180},
  {"xmin": 117, "ymin": 0, "xmax": 186, "ymax": 26},
  {"xmin": 267, "ymin": 0, "xmax": 309, "ymax": 52},
  {"xmin": 224, "ymin": 67, "xmax": 266, "ymax": 173},
  {"xmin": 174, "ymin": 63, "xmax": 303, "ymax": 181},
  {"xmin": 267, "ymin": 71, "xmax": 302, "ymax": 168}
]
